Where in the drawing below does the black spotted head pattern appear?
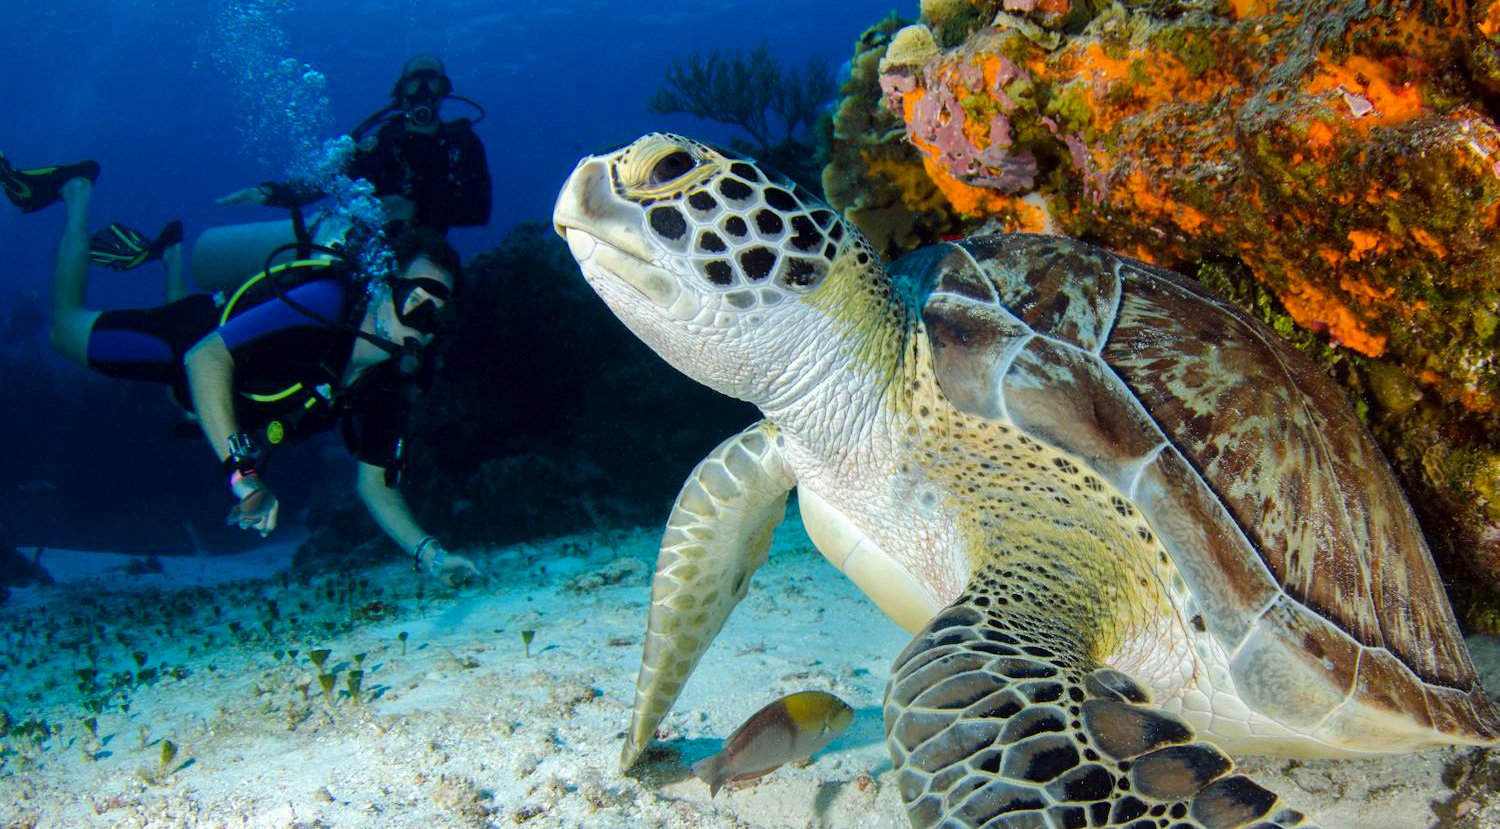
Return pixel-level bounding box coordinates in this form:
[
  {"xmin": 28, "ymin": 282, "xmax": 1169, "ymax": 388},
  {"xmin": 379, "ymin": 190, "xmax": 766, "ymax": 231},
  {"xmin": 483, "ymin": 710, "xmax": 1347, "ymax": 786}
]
[
  {"xmin": 555, "ymin": 132, "xmax": 888, "ymax": 403},
  {"xmin": 557, "ymin": 132, "xmax": 862, "ymax": 309},
  {"xmin": 650, "ymin": 142, "xmax": 847, "ymax": 298}
]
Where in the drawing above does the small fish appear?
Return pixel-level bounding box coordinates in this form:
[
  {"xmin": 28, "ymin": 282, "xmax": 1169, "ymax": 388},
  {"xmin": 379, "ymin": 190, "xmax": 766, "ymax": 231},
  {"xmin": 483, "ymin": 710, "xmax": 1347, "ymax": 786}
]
[{"xmin": 692, "ymin": 690, "xmax": 855, "ymax": 796}]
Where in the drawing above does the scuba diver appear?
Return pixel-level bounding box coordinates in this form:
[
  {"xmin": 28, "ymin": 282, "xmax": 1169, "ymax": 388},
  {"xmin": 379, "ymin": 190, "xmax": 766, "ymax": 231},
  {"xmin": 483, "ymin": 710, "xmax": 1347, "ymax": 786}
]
[
  {"xmin": 0, "ymin": 154, "xmax": 483, "ymax": 587},
  {"xmin": 194, "ymin": 54, "xmax": 492, "ymax": 294}
]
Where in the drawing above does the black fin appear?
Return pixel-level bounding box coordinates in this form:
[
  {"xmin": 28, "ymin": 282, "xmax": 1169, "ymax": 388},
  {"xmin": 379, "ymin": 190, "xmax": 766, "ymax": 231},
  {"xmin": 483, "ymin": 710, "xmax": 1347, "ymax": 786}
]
[
  {"xmin": 88, "ymin": 219, "xmax": 182, "ymax": 271},
  {"xmin": 0, "ymin": 153, "xmax": 99, "ymax": 213}
]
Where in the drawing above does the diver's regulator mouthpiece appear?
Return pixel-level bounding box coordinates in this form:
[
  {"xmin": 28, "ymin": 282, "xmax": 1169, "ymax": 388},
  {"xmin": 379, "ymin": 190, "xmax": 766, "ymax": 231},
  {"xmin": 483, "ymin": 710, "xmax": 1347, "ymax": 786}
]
[
  {"xmin": 406, "ymin": 102, "xmax": 437, "ymax": 127},
  {"xmin": 397, "ymin": 66, "xmax": 451, "ymax": 128},
  {"xmin": 351, "ymin": 56, "xmax": 484, "ymax": 142}
]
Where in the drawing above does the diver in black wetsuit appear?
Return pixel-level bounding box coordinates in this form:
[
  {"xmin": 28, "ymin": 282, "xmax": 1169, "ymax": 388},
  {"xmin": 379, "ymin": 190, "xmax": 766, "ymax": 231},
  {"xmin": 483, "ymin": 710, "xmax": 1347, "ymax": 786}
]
[
  {"xmin": 0, "ymin": 161, "xmax": 483, "ymax": 587},
  {"xmin": 344, "ymin": 53, "xmax": 492, "ymax": 236},
  {"xmin": 229, "ymin": 54, "xmax": 491, "ymax": 234},
  {"xmin": 83, "ymin": 55, "xmax": 492, "ymax": 294},
  {"xmin": 211, "ymin": 55, "xmax": 491, "ymax": 256}
]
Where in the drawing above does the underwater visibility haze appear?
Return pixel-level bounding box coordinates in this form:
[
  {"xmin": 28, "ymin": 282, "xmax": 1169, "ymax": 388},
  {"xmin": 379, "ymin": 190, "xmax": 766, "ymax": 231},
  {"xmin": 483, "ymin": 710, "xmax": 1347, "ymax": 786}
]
[
  {"xmin": 0, "ymin": 0, "xmax": 896, "ymax": 552},
  {"xmin": 5, "ymin": 0, "xmax": 1500, "ymax": 827}
]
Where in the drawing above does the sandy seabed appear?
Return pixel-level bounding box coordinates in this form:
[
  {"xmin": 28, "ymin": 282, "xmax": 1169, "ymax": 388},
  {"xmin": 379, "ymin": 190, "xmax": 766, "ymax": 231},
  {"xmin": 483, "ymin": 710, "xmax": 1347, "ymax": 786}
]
[{"xmin": 2, "ymin": 515, "xmax": 1498, "ymax": 829}]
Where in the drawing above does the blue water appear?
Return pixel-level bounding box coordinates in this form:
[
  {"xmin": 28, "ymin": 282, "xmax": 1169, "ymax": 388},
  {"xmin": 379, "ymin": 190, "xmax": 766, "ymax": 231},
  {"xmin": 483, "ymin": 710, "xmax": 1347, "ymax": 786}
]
[
  {"xmin": 1, "ymin": 0, "xmax": 905, "ymax": 305},
  {"xmin": 0, "ymin": 0, "xmax": 907, "ymax": 552}
]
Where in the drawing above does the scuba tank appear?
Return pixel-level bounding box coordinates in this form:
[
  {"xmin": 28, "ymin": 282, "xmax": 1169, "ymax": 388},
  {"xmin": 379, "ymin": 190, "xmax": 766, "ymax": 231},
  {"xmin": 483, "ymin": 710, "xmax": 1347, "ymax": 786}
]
[
  {"xmin": 213, "ymin": 206, "xmax": 428, "ymax": 453},
  {"xmin": 189, "ymin": 219, "xmax": 336, "ymax": 294}
]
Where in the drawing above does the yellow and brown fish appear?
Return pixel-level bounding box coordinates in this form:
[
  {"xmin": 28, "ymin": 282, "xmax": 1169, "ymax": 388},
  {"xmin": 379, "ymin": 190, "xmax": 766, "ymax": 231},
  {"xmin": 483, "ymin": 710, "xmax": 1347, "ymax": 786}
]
[{"xmin": 692, "ymin": 690, "xmax": 855, "ymax": 796}]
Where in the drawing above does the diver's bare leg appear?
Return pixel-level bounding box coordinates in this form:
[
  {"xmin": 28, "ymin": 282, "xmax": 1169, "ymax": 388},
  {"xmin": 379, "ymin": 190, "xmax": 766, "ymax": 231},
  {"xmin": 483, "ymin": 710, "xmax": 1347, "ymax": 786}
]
[
  {"xmin": 48, "ymin": 178, "xmax": 101, "ymax": 368},
  {"xmin": 163, "ymin": 241, "xmax": 186, "ymax": 302}
]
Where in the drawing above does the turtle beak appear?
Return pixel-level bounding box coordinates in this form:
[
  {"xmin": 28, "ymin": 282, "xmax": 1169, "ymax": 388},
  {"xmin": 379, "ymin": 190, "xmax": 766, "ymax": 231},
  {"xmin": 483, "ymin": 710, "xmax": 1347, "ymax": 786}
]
[
  {"xmin": 552, "ymin": 157, "xmax": 596, "ymax": 241},
  {"xmin": 553, "ymin": 157, "xmax": 653, "ymax": 260},
  {"xmin": 553, "ymin": 156, "xmax": 682, "ymax": 307}
]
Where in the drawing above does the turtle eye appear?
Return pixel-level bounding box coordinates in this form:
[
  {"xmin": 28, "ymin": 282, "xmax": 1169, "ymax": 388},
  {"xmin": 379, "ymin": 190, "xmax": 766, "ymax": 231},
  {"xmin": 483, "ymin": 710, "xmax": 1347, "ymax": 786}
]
[{"xmin": 649, "ymin": 151, "xmax": 696, "ymax": 185}]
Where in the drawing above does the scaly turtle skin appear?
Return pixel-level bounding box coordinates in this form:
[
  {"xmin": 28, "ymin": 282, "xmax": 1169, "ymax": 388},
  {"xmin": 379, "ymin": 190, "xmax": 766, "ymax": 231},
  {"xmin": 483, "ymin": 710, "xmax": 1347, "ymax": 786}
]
[{"xmin": 553, "ymin": 133, "xmax": 1500, "ymax": 829}]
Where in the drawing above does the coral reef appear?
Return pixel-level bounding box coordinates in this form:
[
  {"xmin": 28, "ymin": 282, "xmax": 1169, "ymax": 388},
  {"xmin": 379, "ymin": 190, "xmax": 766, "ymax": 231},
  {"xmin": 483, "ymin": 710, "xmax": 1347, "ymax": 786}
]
[
  {"xmin": 828, "ymin": 2, "xmax": 1500, "ymax": 609},
  {"xmin": 825, "ymin": 13, "xmax": 958, "ymax": 256},
  {"xmin": 650, "ymin": 43, "xmax": 838, "ymax": 193}
]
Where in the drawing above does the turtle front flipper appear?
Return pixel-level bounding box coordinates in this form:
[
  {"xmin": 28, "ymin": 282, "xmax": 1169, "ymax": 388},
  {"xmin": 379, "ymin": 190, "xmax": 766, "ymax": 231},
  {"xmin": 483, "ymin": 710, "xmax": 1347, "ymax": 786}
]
[
  {"xmin": 623, "ymin": 420, "xmax": 797, "ymax": 770},
  {"xmin": 886, "ymin": 585, "xmax": 1320, "ymax": 829}
]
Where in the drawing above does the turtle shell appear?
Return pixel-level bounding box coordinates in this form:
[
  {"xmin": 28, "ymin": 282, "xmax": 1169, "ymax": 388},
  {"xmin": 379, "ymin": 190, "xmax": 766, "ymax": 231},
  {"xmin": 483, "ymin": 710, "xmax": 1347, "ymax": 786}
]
[{"xmin": 907, "ymin": 233, "xmax": 1500, "ymax": 749}]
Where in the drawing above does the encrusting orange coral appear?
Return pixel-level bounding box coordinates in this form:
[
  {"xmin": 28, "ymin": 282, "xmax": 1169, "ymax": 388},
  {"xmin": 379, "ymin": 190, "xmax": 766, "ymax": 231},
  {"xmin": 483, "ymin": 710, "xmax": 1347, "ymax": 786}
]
[{"xmin": 865, "ymin": 0, "xmax": 1500, "ymax": 382}]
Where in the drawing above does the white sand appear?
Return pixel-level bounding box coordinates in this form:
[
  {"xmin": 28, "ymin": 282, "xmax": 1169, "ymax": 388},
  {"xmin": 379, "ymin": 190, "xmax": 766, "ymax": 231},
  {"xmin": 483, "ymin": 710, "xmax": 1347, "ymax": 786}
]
[{"xmin": 1, "ymin": 516, "xmax": 1496, "ymax": 828}]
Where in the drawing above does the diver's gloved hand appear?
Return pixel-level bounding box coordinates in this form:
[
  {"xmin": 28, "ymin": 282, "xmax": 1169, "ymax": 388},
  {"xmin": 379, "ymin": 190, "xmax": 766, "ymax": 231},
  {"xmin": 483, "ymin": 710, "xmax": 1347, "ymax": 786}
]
[
  {"xmin": 226, "ymin": 473, "xmax": 280, "ymax": 537},
  {"xmin": 414, "ymin": 538, "xmax": 484, "ymax": 588},
  {"xmin": 217, "ymin": 181, "xmax": 321, "ymax": 209}
]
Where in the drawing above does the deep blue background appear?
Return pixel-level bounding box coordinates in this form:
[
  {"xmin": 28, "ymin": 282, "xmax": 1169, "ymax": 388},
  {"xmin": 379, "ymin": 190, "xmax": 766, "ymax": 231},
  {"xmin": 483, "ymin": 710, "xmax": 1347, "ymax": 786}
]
[{"xmin": 0, "ymin": 0, "xmax": 907, "ymax": 552}]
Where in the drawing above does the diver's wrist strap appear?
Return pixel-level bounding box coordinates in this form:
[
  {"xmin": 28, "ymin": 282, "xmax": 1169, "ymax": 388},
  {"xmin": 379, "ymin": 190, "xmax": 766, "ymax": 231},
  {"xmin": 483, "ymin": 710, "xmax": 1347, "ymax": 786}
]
[
  {"xmin": 413, "ymin": 536, "xmax": 440, "ymax": 572},
  {"xmin": 229, "ymin": 470, "xmax": 262, "ymax": 499}
]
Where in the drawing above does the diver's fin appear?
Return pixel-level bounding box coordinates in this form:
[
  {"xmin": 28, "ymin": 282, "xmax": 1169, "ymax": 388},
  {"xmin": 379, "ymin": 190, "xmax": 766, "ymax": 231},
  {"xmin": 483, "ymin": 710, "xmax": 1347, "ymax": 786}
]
[
  {"xmin": 884, "ymin": 576, "xmax": 1318, "ymax": 828},
  {"xmin": 89, "ymin": 219, "xmax": 183, "ymax": 271},
  {"xmin": 622, "ymin": 420, "xmax": 796, "ymax": 771},
  {"xmin": 88, "ymin": 223, "xmax": 151, "ymax": 270},
  {"xmin": 0, "ymin": 152, "xmax": 99, "ymax": 213}
]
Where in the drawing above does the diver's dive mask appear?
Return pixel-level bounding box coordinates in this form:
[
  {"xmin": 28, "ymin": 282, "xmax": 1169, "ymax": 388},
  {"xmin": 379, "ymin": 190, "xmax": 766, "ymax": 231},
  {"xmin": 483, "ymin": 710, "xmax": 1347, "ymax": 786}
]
[
  {"xmin": 398, "ymin": 68, "xmax": 451, "ymax": 128},
  {"xmin": 392, "ymin": 276, "xmax": 454, "ymax": 335}
]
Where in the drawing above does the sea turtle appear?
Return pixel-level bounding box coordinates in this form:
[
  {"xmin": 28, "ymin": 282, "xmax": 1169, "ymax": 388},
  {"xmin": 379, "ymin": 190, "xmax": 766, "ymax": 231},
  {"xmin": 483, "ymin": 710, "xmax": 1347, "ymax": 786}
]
[{"xmin": 552, "ymin": 133, "xmax": 1500, "ymax": 828}]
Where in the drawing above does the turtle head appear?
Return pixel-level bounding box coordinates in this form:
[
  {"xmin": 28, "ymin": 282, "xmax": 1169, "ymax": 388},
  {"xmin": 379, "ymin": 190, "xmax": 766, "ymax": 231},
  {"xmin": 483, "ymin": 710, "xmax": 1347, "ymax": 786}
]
[{"xmin": 554, "ymin": 133, "xmax": 886, "ymax": 406}]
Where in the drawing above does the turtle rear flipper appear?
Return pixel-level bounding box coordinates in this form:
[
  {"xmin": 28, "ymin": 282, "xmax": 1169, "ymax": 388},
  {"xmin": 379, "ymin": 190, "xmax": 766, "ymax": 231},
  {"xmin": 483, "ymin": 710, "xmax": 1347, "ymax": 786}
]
[
  {"xmin": 623, "ymin": 420, "xmax": 796, "ymax": 770},
  {"xmin": 886, "ymin": 588, "xmax": 1318, "ymax": 829}
]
